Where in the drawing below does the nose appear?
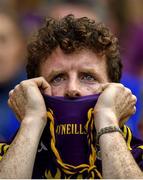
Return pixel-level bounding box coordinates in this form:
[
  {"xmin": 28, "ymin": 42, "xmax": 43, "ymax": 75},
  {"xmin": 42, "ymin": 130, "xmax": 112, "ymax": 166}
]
[
  {"xmin": 64, "ymin": 76, "xmax": 81, "ymax": 98},
  {"xmin": 65, "ymin": 90, "xmax": 81, "ymax": 98}
]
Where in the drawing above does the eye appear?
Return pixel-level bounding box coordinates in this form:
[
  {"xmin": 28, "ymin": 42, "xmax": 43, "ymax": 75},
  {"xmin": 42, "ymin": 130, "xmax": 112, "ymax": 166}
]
[
  {"xmin": 50, "ymin": 74, "xmax": 65, "ymax": 85},
  {"xmin": 80, "ymin": 73, "xmax": 96, "ymax": 82}
]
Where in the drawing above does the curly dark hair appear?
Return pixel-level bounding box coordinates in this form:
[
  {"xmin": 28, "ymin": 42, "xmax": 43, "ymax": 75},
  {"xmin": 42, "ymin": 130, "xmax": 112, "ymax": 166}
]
[{"xmin": 27, "ymin": 14, "xmax": 122, "ymax": 82}]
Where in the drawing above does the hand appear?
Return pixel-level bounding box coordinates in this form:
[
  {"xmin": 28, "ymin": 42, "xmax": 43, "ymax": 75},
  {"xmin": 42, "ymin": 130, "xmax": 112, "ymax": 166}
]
[
  {"xmin": 8, "ymin": 77, "xmax": 51, "ymax": 127},
  {"xmin": 94, "ymin": 83, "xmax": 137, "ymax": 130}
]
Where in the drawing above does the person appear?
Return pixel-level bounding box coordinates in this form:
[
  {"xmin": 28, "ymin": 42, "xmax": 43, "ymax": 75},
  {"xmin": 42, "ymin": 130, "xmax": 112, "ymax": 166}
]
[
  {"xmin": 0, "ymin": 8, "xmax": 26, "ymax": 142},
  {"xmin": 0, "ymin": 14, "xmax": 143, "ymax": 179}
]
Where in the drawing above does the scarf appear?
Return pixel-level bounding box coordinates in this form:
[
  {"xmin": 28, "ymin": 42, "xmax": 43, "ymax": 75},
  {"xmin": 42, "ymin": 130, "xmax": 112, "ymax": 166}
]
[{"xmin": 36, "ymin": 94, "xmax": 102, "ymax": 179}]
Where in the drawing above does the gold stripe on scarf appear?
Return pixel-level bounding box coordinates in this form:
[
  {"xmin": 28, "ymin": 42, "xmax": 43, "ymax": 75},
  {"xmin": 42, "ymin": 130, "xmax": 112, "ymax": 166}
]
[
  {"xmin": 45, "ymin": 108, "xmax": 102, "ymax": 179},
  {"xmin": 126, "ymin": 127, "xmax": 132, "ymax": 150}
]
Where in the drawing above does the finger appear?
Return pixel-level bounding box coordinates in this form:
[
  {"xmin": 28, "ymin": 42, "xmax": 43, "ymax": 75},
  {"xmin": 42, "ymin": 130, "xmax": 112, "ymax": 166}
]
[
  {"xmin": 124, "ymin": 87, "xmax": 132, "ymax": 93},
  {"xmin": 9, "ymin": 84, "xmax": 20, "ymax": 97},
  {"xmin": 126, "ymin": 95, "xmax": 137, "ymax": 108},
  {"xmin": 8, "ymin": 98, "xmax": 12, "ymax": 108},
  {"xmin": 100, "ymin": 83, "xmax": 125, "ymax": 92},
  {"xmin": 8, "ymin": 98, "xmax": 21, "ymax": 120},
  {"xmin": 14, "ymin": 84, "xmax": 20, "ymax": 90},
  {"xmin": 124, "ymin": 87, "xmax": 132, "ymax": 97},
  {"xmin": 119, "ymin": 106, "xmax": 136, "ymax": 127},
  {"xmin": 21, "ymin": 77, "xmax": 51, "ymax": 95},
  {"xmin": 33, "ymin": 77, "xmax": 51, "ymax": 95},
  {"xmin": 9, "ymin": 89, "xmax": 14, "ymax": 97},
  {"xmin": 9, "ymin": 86, "xmax": 20, "ymax": 98},
  {"xmin": 123, "ymin": 88, "xmax": 135, "ymax": 104},
  {"xmin": 131, "ymin": 95, "xmax": 137, "ymax": 103},
  {"xmin": 123, "ymin": 105, "xmax": 136, "ymax": 119}
]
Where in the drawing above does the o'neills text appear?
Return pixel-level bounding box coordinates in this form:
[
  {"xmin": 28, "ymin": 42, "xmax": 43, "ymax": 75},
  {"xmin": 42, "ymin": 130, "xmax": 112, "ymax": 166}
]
[{"xmin": 56, "ymin": 123, "xmax": 87, "ymax": 135}]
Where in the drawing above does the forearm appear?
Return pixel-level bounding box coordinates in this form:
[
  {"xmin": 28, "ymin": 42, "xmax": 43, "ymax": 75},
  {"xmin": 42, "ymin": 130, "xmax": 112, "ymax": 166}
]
[
  {"xmin": 100, "ymin": 131, "xmax": 142, "ymax": 178},
  {"xmin": 95, "ymin": 111, "xmax": 143, "ymax": 179},
  {"xmin": 0, "ymin": 117, "xmax": 45, "ymax": 179}
]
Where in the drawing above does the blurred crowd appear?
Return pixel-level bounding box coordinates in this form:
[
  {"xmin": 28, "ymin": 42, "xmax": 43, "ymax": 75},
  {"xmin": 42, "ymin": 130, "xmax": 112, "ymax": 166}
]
[{"xmin": 0, "ymin": 0, "xmax": 143, "ymax": 142}]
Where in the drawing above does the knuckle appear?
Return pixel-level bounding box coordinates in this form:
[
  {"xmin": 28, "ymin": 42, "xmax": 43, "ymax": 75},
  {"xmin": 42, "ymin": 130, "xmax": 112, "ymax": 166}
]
[
  {"xmin": 20, "ymin": 80, "xmax": 35, "ymax": 87},
  {"xmin": 20, "ymin": 80, "xmax": 27, "ymax": 86},
  {"xmin": 119, "ymin": 83, "xmax": 124, "ymax": 88},
  {"xmin": 125, "ymin": 87, "xmax": 132, "ymax": 95},
  {"xmin": 8, "ymin": 99, "xmax": 13, "ymax": 109},
  {"xmin": 132, "ymin": 95, "xmax": 137, "ymax": 102},
  {"xmin": 14, "ymin": 84, "xmax": 19, "ymax": 90},
  {"xmin": 39, "ymin": 76, "xmax": 46, "ymax": 82},
  {"xmin": 114, "ymin": 83, "xmax": 124, "ymax": 89},
  {"xmin": 9, "ymin": 89, "xmax": 14, "ymax": 97},
  {"xmin": 35, "ymin": 76, "xmax": 44, "ymax": 80},
  {"xmin": 40, "ymin": 76, "xmax": 45, "ymax": 80},
  {"xmin": 8, "ymin": 99, "xmax": 11, "ymax": 106}
]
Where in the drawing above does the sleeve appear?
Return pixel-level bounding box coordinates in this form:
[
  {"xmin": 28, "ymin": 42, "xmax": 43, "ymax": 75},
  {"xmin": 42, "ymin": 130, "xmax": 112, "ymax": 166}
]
[{"xmin": 0, "ymin": 143, "xmax": 10, "ymax": 160}]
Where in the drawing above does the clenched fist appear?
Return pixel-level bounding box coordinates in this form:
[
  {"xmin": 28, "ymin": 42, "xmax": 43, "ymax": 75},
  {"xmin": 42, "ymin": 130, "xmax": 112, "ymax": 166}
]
[
  {"xmin": 94, "ymin": 83, "xmax": 137, "ymax": 131},
  {"xmin": 8, "ymin": 77, "xmax": 51, "ymax": 127}
]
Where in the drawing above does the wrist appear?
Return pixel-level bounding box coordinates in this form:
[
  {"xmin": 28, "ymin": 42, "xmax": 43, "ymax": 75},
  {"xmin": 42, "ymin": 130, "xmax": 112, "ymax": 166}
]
[
  {"xmin": 96, "ymin": 126, "xmax": 123, "ymax": 145},
  {"xmin": 17, "ymin": 119, "xmax": 45, "ymax": 147},
  {"xmin": 94, "ymin": 108, "xmax": 119, "ymax": 132},
  {"xmin": 21, "ymin": 115, "xmax": 47, "ymax": 132}
]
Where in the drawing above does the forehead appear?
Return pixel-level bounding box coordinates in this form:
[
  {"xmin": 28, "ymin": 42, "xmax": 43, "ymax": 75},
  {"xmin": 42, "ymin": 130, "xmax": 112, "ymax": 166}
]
[{"xmin": 40, "ymin": 47, "xmax": 108, "ymax": 76}]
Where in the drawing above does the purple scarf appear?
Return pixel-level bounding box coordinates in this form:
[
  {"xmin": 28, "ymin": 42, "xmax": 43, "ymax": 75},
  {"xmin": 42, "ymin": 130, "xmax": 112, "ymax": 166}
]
[{"xmin": 41, "ymin": 94, "xmax": 102, "ymax": 178}]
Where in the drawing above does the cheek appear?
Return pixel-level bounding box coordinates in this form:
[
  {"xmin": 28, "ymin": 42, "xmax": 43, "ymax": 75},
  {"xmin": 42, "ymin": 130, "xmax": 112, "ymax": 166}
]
[
  {"xmin": 80, "ymin": 83, "xmax": 101, "ymax": 95},
  {"xmin": 51, "ymin": 85, "xmax": 65, "ymax": 96}
]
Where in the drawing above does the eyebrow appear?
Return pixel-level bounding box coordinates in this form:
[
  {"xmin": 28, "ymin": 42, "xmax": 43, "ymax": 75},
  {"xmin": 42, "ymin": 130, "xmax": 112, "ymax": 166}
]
[
  {"xmin": 78, "ymin": 68, "xmax": 102, "ymax": 80},
  {"xmin": 79, "ymin": 68, "xmax": 97, "ymax": 74},
  {"xmin": 45, "ymin": 68, "xmax": 102, "ymax": 81},
  {"xmin": 45, "ymin": 70, "xmax": 66, "ymax": 81}
]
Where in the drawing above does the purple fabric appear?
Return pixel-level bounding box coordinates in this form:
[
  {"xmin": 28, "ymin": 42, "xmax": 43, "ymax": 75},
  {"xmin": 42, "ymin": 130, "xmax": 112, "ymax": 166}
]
[
  {"xmin": 43, "ymin": 94, "xmax": 99, "ymax": 166},
  {"xmin": 130, "ymin": 135, "xmax": 143, "ymax": 170},
  {"xmin": 32, "ymin": 95, "xmax": 143, "ymax": 178}
]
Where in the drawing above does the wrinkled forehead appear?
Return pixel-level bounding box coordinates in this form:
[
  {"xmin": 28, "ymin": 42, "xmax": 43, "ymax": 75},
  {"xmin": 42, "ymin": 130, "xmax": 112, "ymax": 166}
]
[
  {"xmin": 43, "ymin": 47, "xmax": 106, "ymax": 64},
  {"xmin": 41, "ymin": 47, "xmax": 106, "ymax": 67},
  {"xmin": 39, "ymin": 47, "xmax": 108, "ymax": 80}
]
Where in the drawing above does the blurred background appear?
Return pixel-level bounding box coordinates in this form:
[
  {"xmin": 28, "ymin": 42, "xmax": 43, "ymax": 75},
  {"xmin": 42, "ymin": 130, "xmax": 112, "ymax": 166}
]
[{"xmin": 0, "ymin": 0, "xmax": 143, "ymax": 142}]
